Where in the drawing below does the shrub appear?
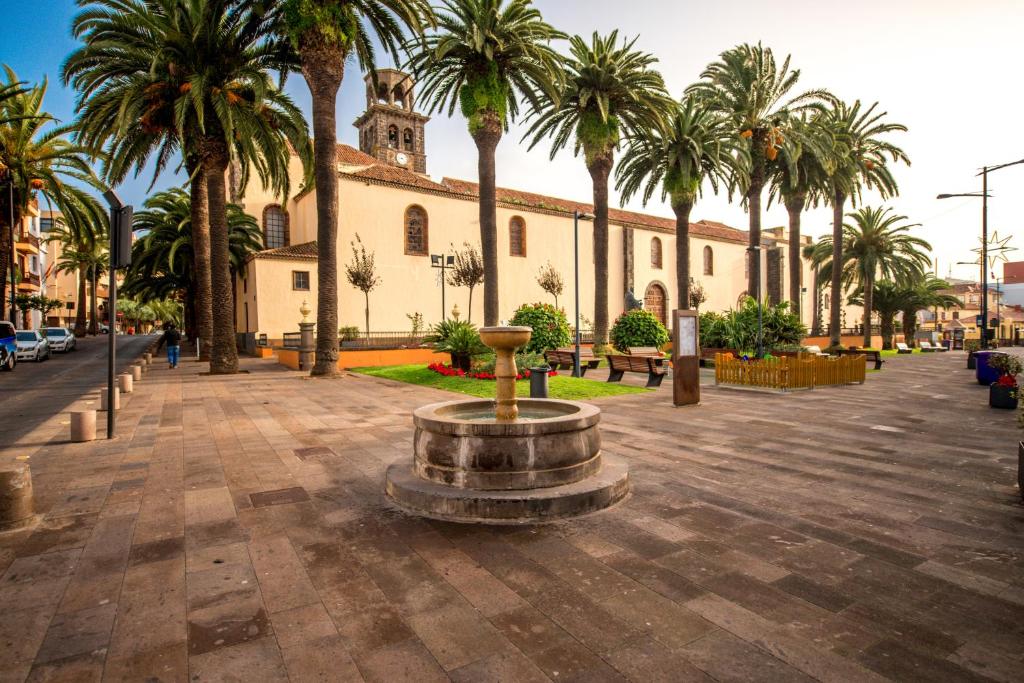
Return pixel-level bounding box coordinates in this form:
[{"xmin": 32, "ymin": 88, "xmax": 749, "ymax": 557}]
[
  {"xmin": 424, "ymin": 319, "xmax": 474, "ymax": 345},
  {"xmin": 696, "ymin": 298, "xmax": 806, "ymax": 351},
  {"xmin": 964, "ymin": 339, "xmax": 981, "ymax": 353},
  {"xmin": 509, "ymin": 303, "xmax": 571, "ymax": 353},
  {"xmin": 989, "ymin": 353, "xmax": 1023, "ymax": 378},
  {"xmin": 474, "ymin": 350, "xmax": 548, "ymax": 374},
  {"xmin": 610, "ymin": 309, "xmax": 670, "ymax": 351},
  {"xmin": 339, "ymin": 326, "xmax": 360, "ymax": 342}
]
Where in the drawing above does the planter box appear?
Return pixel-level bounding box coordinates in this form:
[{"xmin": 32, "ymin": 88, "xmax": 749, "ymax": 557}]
[
  {"xmin": 967, "ymin": 351, "xmax": 977, "ymax": 370},
  {"xmin": 989, "ymin": 383, "xmax": 1018, "ymax": 410}
]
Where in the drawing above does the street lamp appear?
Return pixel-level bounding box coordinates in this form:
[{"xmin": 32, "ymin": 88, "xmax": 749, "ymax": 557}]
[
  {"xmin": 430, "ymin": 253, "xmax": 455, "ymax": 322},
  {"xmin": 747, "ymin": 245, "xmax": 763, "ymax": 357},
  {"xmin": 938, "ymin": 156, "xmax": 1024, "ymax": 347},
  {"xmin": 573, "ymin": 210, "xmax": 593, "ymax": 378},
  {"xmin": 4, "ymin": 171, "xmax": 15, "ymax": 326}
]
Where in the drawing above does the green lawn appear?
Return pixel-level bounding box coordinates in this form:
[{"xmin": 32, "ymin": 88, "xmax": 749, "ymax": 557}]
[{"xmin": 352, "ymin": 364, "xmax": 649, "ymax": 400}]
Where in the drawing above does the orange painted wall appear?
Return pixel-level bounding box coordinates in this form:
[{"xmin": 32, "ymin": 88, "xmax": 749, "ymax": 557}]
[
  {"xmin": 802, "ymin": 334, "xmax": 886, "ymax": 349},
  {"xmin": 277, "ymin": 348, "xmax": 299, "ymax": 370},
  {"xmin": 276, "ymin": 346, "xmax": 447, "ymax": 371}
]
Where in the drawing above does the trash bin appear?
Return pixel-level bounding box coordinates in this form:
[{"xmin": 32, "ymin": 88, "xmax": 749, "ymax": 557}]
[
  {"xmin": 975, "ymin": 350, "xmax": 1007, "ymax": 386},
  {"xmin": 943, "ymin": 339, "xmax": 952, "ymax": 350},
  {"xmin": 529, "ymin": 365, "xmax": 551, "ymax": 399}
]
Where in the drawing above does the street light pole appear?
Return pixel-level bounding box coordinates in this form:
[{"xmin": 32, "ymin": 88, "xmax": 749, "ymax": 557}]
[
  {"xmin": 573, "ymin": 210, "xmax": 593, "ymax": 377},
  {"xmin": 430, "ymin": 253, "xmax": 455, "ymax": 323}
]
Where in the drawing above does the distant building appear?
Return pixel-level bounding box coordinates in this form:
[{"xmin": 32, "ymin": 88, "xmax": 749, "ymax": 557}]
[{"xmin": 1001, "ymin": 261, "xmax": 1024, "ymax": 307}]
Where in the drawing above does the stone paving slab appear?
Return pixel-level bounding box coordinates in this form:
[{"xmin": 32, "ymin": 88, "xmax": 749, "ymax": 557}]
[{"xmin": 0, "ymin": 349, "xmax": 1022, "ymax": 681}]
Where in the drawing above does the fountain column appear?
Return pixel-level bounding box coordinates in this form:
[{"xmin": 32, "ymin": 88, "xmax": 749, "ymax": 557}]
[{"xmin": 480, "ymin": 326, "xmax": 529, "ymax": 421}]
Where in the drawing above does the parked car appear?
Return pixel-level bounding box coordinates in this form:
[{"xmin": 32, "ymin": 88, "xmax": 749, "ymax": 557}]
[
  {"xmin": 16, "ymin": 330, "xmax": 50, "ymax": 362},
  {"xmin": 43, "ymin": 327, "xmax": 76, "ymax": 352},
  {"xmin": 0, "ymin": 321, "xmax": 16, "ymax": 371}
]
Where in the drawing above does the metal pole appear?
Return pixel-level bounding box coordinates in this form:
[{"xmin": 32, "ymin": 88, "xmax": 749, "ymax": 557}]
[
  {"xmin": 107, "ymin": 208, "xmax": 117, "ymax": 440},
  {"xmin": 9, "ymin": 180, "xmax": 16, "ymax": 326},
  {"xmin": 981, "ymin": 167, "xmax": 989, "ymax": 347},
  {"xmin": 573, "ymin": 211, "xmax": 581, "ymax": 378},
  {"xmin": 441, "ymin": 259, "xmax": 446, "ymax": 322}
]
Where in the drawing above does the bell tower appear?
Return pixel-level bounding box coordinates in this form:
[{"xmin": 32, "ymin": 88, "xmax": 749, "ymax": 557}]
[{"xmin": 353, "ymin": 69, "xmax": 429, "ymax": 174}]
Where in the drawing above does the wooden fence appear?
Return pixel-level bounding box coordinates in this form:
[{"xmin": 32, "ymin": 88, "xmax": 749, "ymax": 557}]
[{"xmin": 714, "ymin": 353, "xmax": 866, "ymax": 391}]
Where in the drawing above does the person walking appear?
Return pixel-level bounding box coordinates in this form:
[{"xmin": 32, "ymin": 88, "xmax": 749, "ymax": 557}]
[{"xmin": 157, "ymin": 323, "xmax": 182, "ymax": 369}]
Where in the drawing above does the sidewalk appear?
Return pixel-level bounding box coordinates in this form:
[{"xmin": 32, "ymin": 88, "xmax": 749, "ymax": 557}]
[{"xmin": 0, "ymin": 350, "xmax": 1022, "ymax": 681}]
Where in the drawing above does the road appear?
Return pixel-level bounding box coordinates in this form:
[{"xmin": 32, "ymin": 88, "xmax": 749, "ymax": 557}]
[{"xmin": 0, "ymin": 333, "xmax": 155, "ymax": 445}]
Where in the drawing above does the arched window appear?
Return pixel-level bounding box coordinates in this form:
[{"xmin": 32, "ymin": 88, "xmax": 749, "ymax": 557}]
[
  {"xmin": 263, "ymin": 205, "xmax": 289, "ymax": 249},
  {"xmin": 703, "ymin": 245, "xmax": 714, "ymax": 275},
  {"xmin": 650, "ymin": 237, "xmax": 662, "ymax": 269},
  {"xmin": 403, "ymin": 128, "xmax": 414, "ymax": 152},
  {"xmin": 509, "ymin": 217, "xmax": 526, "ymax": 257},
  {"xmin": 405, "ymin": 205, "xmax": 428, "ymax": 255},
  {"xmin": 388, "ymin": 124, "xmax": 399, "ymax": 149}
]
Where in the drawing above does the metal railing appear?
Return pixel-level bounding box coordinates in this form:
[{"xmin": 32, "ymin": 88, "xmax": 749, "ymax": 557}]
[
  {"xmin": 276, "ymin": 328, "xmax": 597, "ymax": 351},
  {"xmin": 16, "ymin": 231, "xmax": 40, "ymax": 250},
  {"xmin": 282, "ymin": 332, "xmax": 301, "ymax": 349},
  {"xmin": 821, "ymin": 325, "xmax": 881, "ymax": 336},
  {"xmin": 19, "ymin": 273, "xmax": 40, "ymax": 287}
]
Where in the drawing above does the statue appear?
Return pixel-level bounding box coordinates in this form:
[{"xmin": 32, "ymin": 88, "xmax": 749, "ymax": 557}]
[{"xmin": 625, "ymin": 289, "xmax": 644, "ymax": 311}]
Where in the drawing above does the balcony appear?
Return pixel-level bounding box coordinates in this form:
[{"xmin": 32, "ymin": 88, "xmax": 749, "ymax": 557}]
[
  {"xmin": 15, "ymin": 230, "xmax": 40, "ymax": 254},
  {"xmin": 17, "ymin": 272, "xmax": 41, "ymax": 292}
]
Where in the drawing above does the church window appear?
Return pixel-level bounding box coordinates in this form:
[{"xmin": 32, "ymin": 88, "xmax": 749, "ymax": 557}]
[
  {"xmin": 650, "ymin": 237, "xmax": 662, "ymax": 269},
  {"xmin": 263, "ymin": 205, "xmax": 289, "ymax": 249},
  {"xmin": 388, "ymin": 125, "xmax": 399, "ymax": 149},
  {"xmin": 509, "ymin": 217, "xmax": 526, "ymax": 257},
  {"xmin": 703, "ymin": 246, "xmax": 714, "ymax": 275},
  {"xmin": 403, "ymin": 128, "xmax": 414, "ymax": 152},
  {"xmin": 405, "ymin": 205, "xmax": 428, "ymax": 255}
]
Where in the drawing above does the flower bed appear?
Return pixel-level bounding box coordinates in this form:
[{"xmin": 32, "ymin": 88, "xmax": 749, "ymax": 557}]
[{"xmin": 427, "ymin": 362, "xmax": 558, "ymax": 381}]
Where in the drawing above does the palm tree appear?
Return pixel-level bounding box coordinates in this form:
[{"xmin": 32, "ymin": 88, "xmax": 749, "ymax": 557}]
[
  {"xmin": 766, "ymin": 113, "xmax": 835, "ymax": 317},
  {"xmin": 67, "ymin": 0, "xmax": 312, "ymax": 374},
  {"xmin": 268, "ymin": 0, "xmax": 431, "ymax": 377},
  {"xmin": 616, "ymin": 94, "xmax": 744, "ymax": 309},
  {"xmin": 814, "ymin": 206, "xmax": 931, "ymax": 348},
  {"xmin": 821, "ymin": 99, "xmax": 908, "ymax": 348},
  {"xmin": 688, "ymin": 43, "xmax": 831, "ymax": 296},
  {"xmin": 848, "ymin": 279, "xmax": 906, "ymax": 350},
  {"xmin": 0, "ymin": 67, "xmax": 104, "ymax": 321},
  {"xmin": 900, "ymin": 275, "xmax": 960, "ymax": 347},
  {"xmin": 408, "ymin": 0, "xmax": 564, "ymax": 326},
  {"xmin": 124, "ymin": 188, "xmax": 262, "ymax": 342},
  {"xmin": 523, "ymin": 31, "xmax": 672, "ymax": 347},
  {"xmin": 802, "ymin": 241, "xmax": 824, "ymax": 335}
]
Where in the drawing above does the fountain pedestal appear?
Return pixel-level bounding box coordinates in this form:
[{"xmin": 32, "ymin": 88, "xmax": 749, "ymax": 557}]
[{"xmin": 384, "ymin": 326, "xmax": 629, "ymax": 523}]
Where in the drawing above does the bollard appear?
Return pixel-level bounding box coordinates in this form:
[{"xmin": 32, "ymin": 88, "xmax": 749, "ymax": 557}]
[
  {"xmin": 529, "ymin": 365, "xmax": 551, "ymax": 399},
  {"xmin": 100, "ymin": 387, "xmax": 120, "ymax": 411},
  {"xmin": 71, "ymin": 410, "xmax": 97, "ymax": 442},
  {"xmin": 0, "ymin": 462, "xmax": 35, "ymax": 531},
  {"xmin": 144, "ymin": 352, "xmax": 152, "ymax": 364},
  {"xmin": 137, "ymin": 361, "xmax": 147, "ymax": 373},
  {"xmin": 119, "ymin": 373, "xmax": 133, "ymax": 394},
  {"xmin": 131, "ymin": 365, "xmax": 142, "ymax": 382}
]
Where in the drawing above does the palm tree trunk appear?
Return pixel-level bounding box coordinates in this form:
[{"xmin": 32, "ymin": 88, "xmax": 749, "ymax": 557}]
[
  {"xmin": 202, "ymin": 141, "xmax": 239, "ymax": 374},
  {"xmin": 363, "ymin": 291, "xmax": 370, "ymax": 345},
  {"xmin": 188, "ymin": 162, "xmax": 214, "ymax": 362},
  {"xmin": 901, "ymin": 309, "xmax": 917, "ymax": 347},
  {"xmin": 301, "ymin": 46, "xmax": 344, "ymax": 377},
  {"xmin": 74, "ymin": 270, "xmax": 87, "ymax": 336},
  {"xmin": 468, "ymin": 285, "xmax": 474, "ymax": 324},
  {"xmin": 588, "ymin": 154, "xmax": 613, "ymax": 348},
  {"xmin": 89, "ymin": 267, "xmax": 99, "ymax": 335},
  {"xmin": 473, "ymin": 112, "xmax": 502, "ymax": 327},
  {"xmin": 862, "ymin": 272, "xmax": 873, "ymax": 348},
  {"xmin": 673, "ymin": 200, "xmax": 693, "ymax": 309},
  {"xmin": 785, "ymin": 195, "xmax": 805, "ymax": 318},
  {"xmin": 0, "ymin": 227, "xmax": 9, "ymax": 321},
  {"xmin": 747, "ymin": 136, "xmax": 766, "ymax": 296},
  {"xmin": 881, "ymin": 313, "xmax": 895, "ymax": 350},
  {"xmin": 810, "ymin": 265, "xmax": 821, "ymax": 336},
  {"xmin": 829, "ymin": 189, "xmax": 846, "ymax": 348}
]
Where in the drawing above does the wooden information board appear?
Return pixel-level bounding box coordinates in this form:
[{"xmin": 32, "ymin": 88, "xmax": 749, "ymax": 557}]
[{"xmin": 672, "ymin": 309, "xmax": 700, "ymax": 406}]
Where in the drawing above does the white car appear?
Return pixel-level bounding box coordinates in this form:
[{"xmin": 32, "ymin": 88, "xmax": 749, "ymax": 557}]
[
  {"xmin": 15, "ymin": 330, "xmax": 50, "ymax": 362},
  {"xmin": 43, "ymin": 327, "xmax": 77, "ymax": 352}
]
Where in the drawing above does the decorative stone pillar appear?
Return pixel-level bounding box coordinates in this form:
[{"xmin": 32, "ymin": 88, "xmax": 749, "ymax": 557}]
[
  {"xmin": 623, "ymin": 227, "xmax": 635, "ymax": 297},
  {"xmin": 71, "ymin": 410, "xmax": 97, "ymax": 442},
  {"xmin": 100, "ymin": 387, "xmax": 120, "ymax": 411},
  {"xmin": 131, "ymin": 365, "xmax": 142, "ymax": 381},
  {"xmin": 143, "ymin": 352, "xmax": 152, "ymax": 364},
  {"xmin": 0, "ymin": 463, "xmax": 35, "ymax": 531},
  {"xmin": 119, "ymin": 373, "xmax": 133, "ymax": 394},
  {"xmin": 299, "ymin": 322, "xmax": 316, "ymax": 371}
]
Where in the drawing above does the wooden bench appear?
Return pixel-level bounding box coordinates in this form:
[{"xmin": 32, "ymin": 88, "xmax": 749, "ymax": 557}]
[
  {"xmin": 834, "ymin": 348, "xmax": 884, "ymax": 371},
  {"xmin": 627, "ymin": 346, "xmax": 667, "ymax": 367},
  {"xmin": 545, "ymin": 348, "xmax": 600, "ymax": 376},
  {"xmin": 606, "ymin": 354, "xmax": 667, "ymax": 388}
]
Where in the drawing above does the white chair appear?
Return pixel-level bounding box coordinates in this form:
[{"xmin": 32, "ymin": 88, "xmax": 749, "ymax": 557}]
[
  {"xmin": 802, "ymin": 345, "xmax": 827, "ymax": 356},
  {"xmin": 895, "ymin": 342, "xmax": 913, "ymax": 354},
  {"xmin": 919, "ymin": 341, "xmax": 937, "ymax": 352}
]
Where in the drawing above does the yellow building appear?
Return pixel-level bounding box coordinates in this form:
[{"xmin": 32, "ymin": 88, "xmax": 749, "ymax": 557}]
[{"xmin": 235, "ymin": 69, "xmax": 860, "ymax": 344}]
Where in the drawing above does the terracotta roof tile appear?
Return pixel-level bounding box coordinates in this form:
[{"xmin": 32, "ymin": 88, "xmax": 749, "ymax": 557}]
[
  {"xmin": 346, "ymin": 164, "xmax": 450, "ymax": 192},
  {"xmin": 336, "ymin": 144, "xmax": 379, "ymax": 166},
  {"xmin": 254, "ymin": 241, "xmax": 318, "ymax": 260}
]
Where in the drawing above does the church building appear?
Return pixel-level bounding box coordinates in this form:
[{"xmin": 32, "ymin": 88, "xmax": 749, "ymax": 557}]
[{"xmin": 234, "ymin": 69, "xmax": 828, "ymax": 344}]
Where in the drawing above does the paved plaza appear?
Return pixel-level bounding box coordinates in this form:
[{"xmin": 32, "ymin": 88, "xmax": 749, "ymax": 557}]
[{"xmin": 1, "ymin": 349, "xmax": 1022, "ymax": 682}]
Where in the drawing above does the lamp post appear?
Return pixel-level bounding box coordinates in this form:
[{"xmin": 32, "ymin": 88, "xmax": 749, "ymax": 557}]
[
  {"xmin": 430, "ymin": 253, "xmax": 454, "ymax": 323},
  {"xmin": 573, "ymin": 209, "xmax": 594, "ymax": 377},
  {"xmin": 5, "ymin": 172, "xmax": 15, "ymax": 326},
  {"xmin": 938, "ymin": 156, "xmax": 1024, "ymax": 347},
  {"xmin": 747, "ymin": 245, "xmax": 763, "ymax": 357}
]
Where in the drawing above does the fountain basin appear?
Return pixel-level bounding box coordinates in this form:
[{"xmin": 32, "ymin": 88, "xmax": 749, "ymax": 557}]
[{"xmin": 413, "ymin": 399, "xmax": 601, "ymax": 490}]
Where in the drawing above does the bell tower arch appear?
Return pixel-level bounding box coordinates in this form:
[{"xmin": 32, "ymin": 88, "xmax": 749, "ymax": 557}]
[{"xmin": 353, "ymin": 69, "xmax": 429, "ymax": 173}]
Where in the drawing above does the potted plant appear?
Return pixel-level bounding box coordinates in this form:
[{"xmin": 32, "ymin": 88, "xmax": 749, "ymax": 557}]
[
  {"xmin": 987, "ymin": 353, "xmax": 1022, "ymax": 409},
  {"xmin": 965, "ymin": 339, "xmax": 981, "ymax": 369},
  {"xmin": 434, "ymin": 324, "xmax": 488, "ymax": 373}
]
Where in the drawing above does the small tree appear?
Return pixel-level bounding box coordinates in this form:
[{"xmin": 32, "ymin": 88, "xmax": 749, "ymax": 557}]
[
  {"xmin": 689, "ymin": 279, "xmax": 708, "ymax": 311},
  {"xmin": 447, "ymin": 243, "xmax": 485, "ymax": 323},
  {"xmin": 537, "ymin": 262, "xmax": 564, "ymax": 308},
  {"xmin": 345, "ymin": 234, "xmax": 381, "ymax": 346}
]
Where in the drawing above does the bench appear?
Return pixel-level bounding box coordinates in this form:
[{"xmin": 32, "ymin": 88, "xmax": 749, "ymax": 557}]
[
  {"xmin": 919, "ymin": 341, "xmax": 946, "ymax": 352},
  {"xmin": 833, "ymin": 348, "xmax": 884, "ymax": 371},
  {"xmin": 895, "ymin": 342, "xmax": 913, "ymax": 354},
  {"xmin": 627, "ymin": 346, "xmax": 667, "ymax": 366},
  {"xmin": 545, "ymin": 348, "xmax": 600, "ymax": 376},
  {"xmin": 606, "ymin": 354, "xmax": 667, "ymax": 388}
]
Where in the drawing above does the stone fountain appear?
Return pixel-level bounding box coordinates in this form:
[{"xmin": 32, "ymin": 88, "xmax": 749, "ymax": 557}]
[{"xmin": 384, "ymin": 326, "xmax": 629, "ymax": 523}]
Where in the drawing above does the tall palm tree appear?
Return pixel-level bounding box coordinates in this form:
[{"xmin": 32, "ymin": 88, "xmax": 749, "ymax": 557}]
[
  {"xmin": 766, "ymin": 113, "xmax": 835, "ymax": 318},
  {"xmin": 266, "ymin": 0, "xmax": 431, "ymax": 377},
  {"xmin": 900, "ymin": 275, "xmax": 960, "ymax": 347},
  {"xmin": 523, "ymin": 31, "xmax": 672, "ymax": 347},
  {"xmin": 124, "ymin": 188, "xmax": 262, "ymax": 342},
  {"xmin": 821, "ymin": 99, "xmax": 908, "ymax": 348},
  {"xmin": 814, "ymin": 206, "xmax": 931, "ymax": 348},
  {"xmin": 615, "ymin": 94, "xmax": 745, "ymax": 309},
  {"xmin": 67, "ymin": 0, "xmax": 312, "ymax": 374},
  {"xmin": 0, "ymin": 68, "xmax": 104, "ymax": 321},
  {"xmin": 408, "ymin": 0, "xmax": 564, "ymax": 326},
  {"xmin": 848, "ymin": 279, "xmax": 906, "ymax": 350},
  {"xmin": 688, "ymin": 43, "xmax": 831, "ymax": 297}
]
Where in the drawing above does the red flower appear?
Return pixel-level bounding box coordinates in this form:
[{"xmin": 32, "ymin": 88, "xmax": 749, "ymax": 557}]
[{"xmin": 995, "ymin": 374, "xmax": 1017, "ymax": 388}]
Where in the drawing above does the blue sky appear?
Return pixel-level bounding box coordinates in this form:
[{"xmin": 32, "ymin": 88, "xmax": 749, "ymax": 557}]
[{"xmin": 3, "ymin": 1, "xmax": 1024, "ymax": 282}]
